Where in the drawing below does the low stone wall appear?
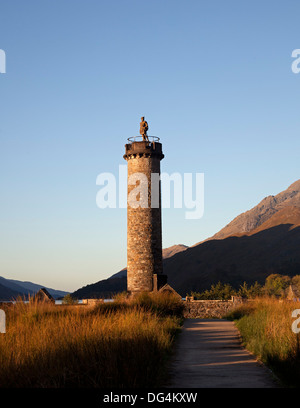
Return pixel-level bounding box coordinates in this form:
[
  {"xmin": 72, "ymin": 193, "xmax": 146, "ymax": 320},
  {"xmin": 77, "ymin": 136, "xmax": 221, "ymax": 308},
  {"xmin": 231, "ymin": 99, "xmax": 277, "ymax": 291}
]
[
  {"xmin": 183, "ymin": 297, "xmax": 246, "ymax": 319},
  {"xmin": 81, "ymin": 299, "xmax": 104, "ymax": 306}
]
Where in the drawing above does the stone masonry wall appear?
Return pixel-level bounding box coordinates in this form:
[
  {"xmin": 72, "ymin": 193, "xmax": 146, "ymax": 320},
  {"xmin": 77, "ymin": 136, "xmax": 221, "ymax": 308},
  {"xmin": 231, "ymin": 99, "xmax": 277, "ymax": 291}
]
[{"xmin": 183, "ymin": 298, "xmax": 246, "ymax": 319}]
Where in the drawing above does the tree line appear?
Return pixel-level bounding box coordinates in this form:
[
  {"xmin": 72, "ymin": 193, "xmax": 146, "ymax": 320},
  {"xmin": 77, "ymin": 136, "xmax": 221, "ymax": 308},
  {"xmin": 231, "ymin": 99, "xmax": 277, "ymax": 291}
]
[{"xmin": 189, "ymin": 274, "xmax": 300, "ymax": 300}]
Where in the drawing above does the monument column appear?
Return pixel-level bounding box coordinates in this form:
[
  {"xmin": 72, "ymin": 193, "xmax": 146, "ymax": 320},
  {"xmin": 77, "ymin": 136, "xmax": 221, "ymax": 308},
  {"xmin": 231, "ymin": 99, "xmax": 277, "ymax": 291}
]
[{"xmin": 123, "ymin": 118, "xmax": 167, "ymax": 295}]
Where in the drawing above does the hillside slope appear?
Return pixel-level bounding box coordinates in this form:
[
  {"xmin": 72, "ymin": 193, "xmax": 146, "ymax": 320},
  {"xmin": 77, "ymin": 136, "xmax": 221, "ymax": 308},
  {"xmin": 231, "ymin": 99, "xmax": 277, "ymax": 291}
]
[
  {"xmin": 206, "ymin": 179, "xmax": 300, "ymax": 241},
  {"xmin": 164, "ymin": 206, "xmax": 300, "ymax": 295},
  {"xmin": 0, "ymin": 276, "xmax": 69, "ymax": 301},
  {"xmin": 6, "ymin": 278, "xmax": 69, "ymax": 299},
  {"xmin": 0, "ymin": 283, "xmax": 23, "ymax": 301}
]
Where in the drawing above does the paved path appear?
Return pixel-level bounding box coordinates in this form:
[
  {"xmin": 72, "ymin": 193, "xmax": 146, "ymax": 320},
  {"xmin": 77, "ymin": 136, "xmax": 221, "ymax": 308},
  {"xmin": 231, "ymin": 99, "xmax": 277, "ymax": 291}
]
[{"xmin": 167, "ymin": 319, "xmax": 278, "ymax": 388}]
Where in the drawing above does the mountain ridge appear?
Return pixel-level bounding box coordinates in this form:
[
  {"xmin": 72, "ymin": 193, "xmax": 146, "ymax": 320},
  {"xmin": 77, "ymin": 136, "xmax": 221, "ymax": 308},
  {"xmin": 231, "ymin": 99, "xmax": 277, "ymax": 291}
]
[
  {"xmin": 163, "ymin": 204, "xmax": 300, "ymax": 295},
  {"xmin": 205, "ymin": 179, "xmax": 300, "ymax": 241},
  {"xmin": 0, "ymin": 276, "xmax": 69, "ymax": 301}
]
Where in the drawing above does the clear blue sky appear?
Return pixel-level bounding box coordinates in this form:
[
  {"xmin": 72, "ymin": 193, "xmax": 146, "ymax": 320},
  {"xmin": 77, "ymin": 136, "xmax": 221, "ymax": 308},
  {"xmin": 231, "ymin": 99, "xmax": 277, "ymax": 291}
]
[{"xmin": 0, "ymin": 0, "xmax": 299, "ymax": 291}]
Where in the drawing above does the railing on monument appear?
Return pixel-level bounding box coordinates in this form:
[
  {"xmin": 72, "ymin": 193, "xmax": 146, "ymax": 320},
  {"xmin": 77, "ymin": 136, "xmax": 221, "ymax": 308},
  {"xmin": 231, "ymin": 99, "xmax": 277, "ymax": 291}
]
[{"xmin": 127, "ymin": 136, "xmax": 160, "ymax": 143}]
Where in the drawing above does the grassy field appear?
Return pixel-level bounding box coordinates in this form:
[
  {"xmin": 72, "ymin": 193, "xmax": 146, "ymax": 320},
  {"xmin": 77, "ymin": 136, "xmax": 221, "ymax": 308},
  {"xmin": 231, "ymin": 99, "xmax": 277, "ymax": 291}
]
[
  {"xmin": 0, "ymin": 292, "xmax": 183, "ymax": 388},
  {"xmin": 226, "ymin": 298, "xmax": 300, "ymax": 387}
]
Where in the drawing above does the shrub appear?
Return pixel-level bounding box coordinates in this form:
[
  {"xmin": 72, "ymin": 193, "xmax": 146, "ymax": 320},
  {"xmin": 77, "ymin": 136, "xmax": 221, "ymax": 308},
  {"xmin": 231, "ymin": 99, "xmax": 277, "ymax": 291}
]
[
  {"xmin": 62, "ymin": 293, "xmax": 78, "ymax": 305},
  {"xmin": 264, "ymin": 274, "xmax": 291, "ymax": 297}
]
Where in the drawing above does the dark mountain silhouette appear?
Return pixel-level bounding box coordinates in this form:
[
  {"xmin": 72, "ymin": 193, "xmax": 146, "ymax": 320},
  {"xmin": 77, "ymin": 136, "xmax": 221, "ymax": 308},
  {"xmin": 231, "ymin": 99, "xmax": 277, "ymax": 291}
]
[
  {"xmin": 164, "ymin": 206, "xmax": 300, "ymax": 295},
  {"xmin": 0, "ymin": 276, "xmax": 32, "ymax": 297},
  {"xmin": 0, "ymin": 283, "xmax": 22, "ymax": 301},
  {"xmin": 4, "ymin": 278, "xmax": 69, "ymax": 299},
  {"xmin": 72, "ymin": 277, "xmax": 127, "ymax": 299},
  {"xmin": 0, "ymin": 276, "xmax": 69, "ymax": 301},
  {"xmin": 72, "ymin": 180, "xmax": 300, "ymax": 298}
]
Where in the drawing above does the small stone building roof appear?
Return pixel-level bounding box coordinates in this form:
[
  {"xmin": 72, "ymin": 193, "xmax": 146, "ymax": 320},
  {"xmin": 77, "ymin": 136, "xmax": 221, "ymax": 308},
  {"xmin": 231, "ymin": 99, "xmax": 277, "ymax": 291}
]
[
  {"xmin": 33, "ymin": 288, "xmax": 55, "ymax": 303},
  {"xmin": 158, "ymin": 283, "xmax": 182, "ymax": 299}
]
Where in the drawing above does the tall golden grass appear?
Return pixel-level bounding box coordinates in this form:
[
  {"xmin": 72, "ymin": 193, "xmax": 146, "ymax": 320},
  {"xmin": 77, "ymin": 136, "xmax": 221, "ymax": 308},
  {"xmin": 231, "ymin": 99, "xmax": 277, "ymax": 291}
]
[
  {"xmin": 227, "ymin": 298, "xmax": 300, "ymax": 387},
  {"xmin": 0, "ymin": 293, "xmax": 183, "ymax": 388}
]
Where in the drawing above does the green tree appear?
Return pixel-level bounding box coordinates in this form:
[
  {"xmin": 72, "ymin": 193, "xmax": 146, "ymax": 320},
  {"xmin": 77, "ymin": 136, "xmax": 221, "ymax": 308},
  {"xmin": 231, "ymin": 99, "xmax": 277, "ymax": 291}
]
[
  {"xmin": 191, "ymin": 282, "xmax": 236, "ymax": 300},
  {"xmin": 247, "ymin": 281, "xmax": 263, "ymax": 298},
  {"xmin": 264, "ymin": 274, "xmax": 291, "ymax": 297},
  {"xmin": 237, "ymin": 282, "xmax": 250, "ymax": 298},
  {"xmin": 62, "ymin": 294, "xmax": 77, "ymax": 305},
  {"xmin": 237, "ymin": 281, "xmax": 263, "ymax": 299}
]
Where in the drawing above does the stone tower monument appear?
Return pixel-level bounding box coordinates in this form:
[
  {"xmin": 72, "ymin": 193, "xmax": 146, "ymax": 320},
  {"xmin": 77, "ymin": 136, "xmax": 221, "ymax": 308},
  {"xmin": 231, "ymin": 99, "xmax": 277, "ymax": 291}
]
[{"xmin": 123, "ymin": 118, "xmax": 167, "ymax": 295}]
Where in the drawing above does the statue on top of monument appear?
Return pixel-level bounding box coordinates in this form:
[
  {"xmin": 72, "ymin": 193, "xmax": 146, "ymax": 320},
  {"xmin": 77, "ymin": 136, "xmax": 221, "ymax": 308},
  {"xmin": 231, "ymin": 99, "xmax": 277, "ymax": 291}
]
[{"xmin": 140, "ymin": 117, "xmax": 149, "ymax": 142}]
